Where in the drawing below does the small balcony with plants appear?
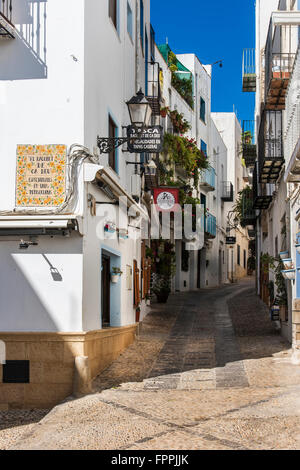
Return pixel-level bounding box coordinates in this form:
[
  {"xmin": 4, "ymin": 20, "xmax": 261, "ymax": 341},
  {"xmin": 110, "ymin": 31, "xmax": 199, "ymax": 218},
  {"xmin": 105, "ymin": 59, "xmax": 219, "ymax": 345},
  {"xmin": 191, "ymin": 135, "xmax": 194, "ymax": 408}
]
[
  {"xmin": 242, "ymin": 120, "xmax": 256, "ymax": 168},
  {"xmin": 205, "ymin": 212, "xmax": 216, "ymax": 239},
  {"xmin": 258, "ymin": 109, "xmax": 284, "ymax": 183},
  {"xmin": 242, "ymin": 49, "xmax": 256, "ymax": 92},
  {"xmin": 221, "ymin": 182, "xmax": 234, "ymax": 202},
  {"xmin": 234, "ymin": 186, "xmax": 256, "ymax": 228},
  {"xmin": 158, "ymin": 43, "xmax": 194, "ymax": 110},
  {"xmin": 0, "ymin": 0, "xmax": 14, "ymax": 38},
  {"xmin": 199, "ymin": 166, "xmax": 215, "ymax": 192},
  {"xmin": 264, "ymin": 12, "xmax": 300, "ymax": 110}
]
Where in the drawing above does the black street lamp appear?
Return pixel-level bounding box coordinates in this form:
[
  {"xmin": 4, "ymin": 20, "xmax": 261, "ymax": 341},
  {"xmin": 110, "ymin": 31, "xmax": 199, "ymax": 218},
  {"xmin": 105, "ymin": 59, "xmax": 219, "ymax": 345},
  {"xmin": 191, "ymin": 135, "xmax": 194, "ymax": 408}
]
[{"xmin": 97, "ymin": 89, "xmax": 152, "ymax": 154}]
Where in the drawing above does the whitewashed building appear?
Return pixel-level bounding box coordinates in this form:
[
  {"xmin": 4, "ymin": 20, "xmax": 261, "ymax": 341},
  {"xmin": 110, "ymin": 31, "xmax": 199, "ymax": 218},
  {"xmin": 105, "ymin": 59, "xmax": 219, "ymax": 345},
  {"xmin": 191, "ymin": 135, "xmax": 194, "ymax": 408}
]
[{"xmin": 0, "ymin": 0, "xmax": 154, "ymax": 408}]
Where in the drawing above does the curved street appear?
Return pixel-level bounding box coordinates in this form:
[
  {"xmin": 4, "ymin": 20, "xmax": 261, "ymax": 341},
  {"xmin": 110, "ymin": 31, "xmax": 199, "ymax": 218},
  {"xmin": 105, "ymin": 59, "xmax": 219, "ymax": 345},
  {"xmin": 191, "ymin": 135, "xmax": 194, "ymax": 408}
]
[{"xmin": 2, "ymin": 279, "xmax": 300, "ymax": 450}]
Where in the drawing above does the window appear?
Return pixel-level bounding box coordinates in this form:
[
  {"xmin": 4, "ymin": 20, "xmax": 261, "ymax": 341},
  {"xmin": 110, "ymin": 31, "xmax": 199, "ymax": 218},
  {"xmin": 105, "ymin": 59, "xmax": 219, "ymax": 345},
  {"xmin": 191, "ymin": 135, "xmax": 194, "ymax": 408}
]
[
  {"xmin": 200, "ymin": 97, "xmax": 206, "ymax": 123},
  {"xmin": 150, "ymin": 25, "xmax": 155, "ymax": 62},
  {"xmin": 237, "ymin": 245, "xmax": 241, "ymax": 266},
  {"xmin": 3, "ymin": 360, "xmax": 30, "ymax": 384},
  {"xmin": 127, "ymin": 1, "xmax": 133, "ymax": 39},
  {"xmin": 109, "ymin": 116, "xmax": 118, "ymax": 172},
  {"xmin": 109, "ymin": 0, "xmax": 117, "ymax": 29},
  {"xmin": 244, "ymin": 250, "xmax": 246, "ymax": 269},
  {"xmin": 140, "ymin": 0, "xmax": 144, "ymax": 50},
  {"xmin": 201, "ymin": 140, "xmax": 207, "ymax": 156}
]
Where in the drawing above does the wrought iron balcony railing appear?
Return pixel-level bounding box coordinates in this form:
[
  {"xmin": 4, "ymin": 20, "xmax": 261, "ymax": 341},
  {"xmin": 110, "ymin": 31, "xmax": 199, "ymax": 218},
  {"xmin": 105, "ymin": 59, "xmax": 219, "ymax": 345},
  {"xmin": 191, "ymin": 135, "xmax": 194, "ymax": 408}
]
[
  {"xmin": 0, "ymin": 0, "xmax": 14, "ymax": 38},
  {"xmin": 199, "ymin": 166, "xmax": 215, "ymax": 191},
  {"xmin": 242, "ymin": 120, "xmax": 256, "ymax": 167},
  {"xmin": 205, "ymin": 212, "xmax": 216, "ymax": 239},
  {"xmin": 241, "ymin": 190, "xmax": 256, "ymax": 227},
  {"xmin": 252, "ymin": 162, "xmax": 272, "ymax": 210},
  {"xmin": 242, "ymin": 49, "xmax": 256, "ymax": 92},
  {"xmin": 221, "ymin": 182, "xmax": 234, "ymax": 202},
  {"xmin": 147, "ymin": 61, "xmax": 161, "ymax": 116},
  {"xmin": 258, "ymin": 109, "xmax": 284, "ymax": 183}
]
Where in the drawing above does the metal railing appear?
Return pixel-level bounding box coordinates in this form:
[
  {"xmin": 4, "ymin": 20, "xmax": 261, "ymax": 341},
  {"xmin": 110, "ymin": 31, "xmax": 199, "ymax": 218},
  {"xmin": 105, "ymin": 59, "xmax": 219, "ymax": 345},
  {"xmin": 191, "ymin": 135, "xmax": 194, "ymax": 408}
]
[
  {"xmin": 258, "ymin": 109, "xmax": 283, "ymax": 181},
  {"xmin": 205, "ymin": 213, "xmax": 216, "ymax": 238},
  {"xmin": 284, "ymin": 45, "xmax": 300, "ymax": 168},
  {"xmin": 221, "ymin": 182, "xmax": 234, "ymax": 202},
  {"xmin": 199, "ymin": 166, "xmax": 215, "ymax": 190},
  {"xmin": 242, "ymin": 49, "xmax": 256, "ymax": 91},
  {"xmin": 0, "ymin": 0, "xmax": 12, "ymax": 23}
]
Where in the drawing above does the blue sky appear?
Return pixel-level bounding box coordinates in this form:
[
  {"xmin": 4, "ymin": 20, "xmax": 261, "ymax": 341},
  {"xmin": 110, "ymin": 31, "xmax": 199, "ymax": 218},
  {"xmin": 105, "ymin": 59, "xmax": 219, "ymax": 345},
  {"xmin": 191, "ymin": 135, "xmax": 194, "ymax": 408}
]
[{"xmin": 151, "ymin": 0, "xmax": 255, "ymax": 125}]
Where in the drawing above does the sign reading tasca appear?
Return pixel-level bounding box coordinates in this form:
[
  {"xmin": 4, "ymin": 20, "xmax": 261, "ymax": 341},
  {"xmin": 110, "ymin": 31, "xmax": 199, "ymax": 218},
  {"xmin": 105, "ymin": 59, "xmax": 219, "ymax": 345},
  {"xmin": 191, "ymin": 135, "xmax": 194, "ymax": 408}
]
[
  {"xmin": 16, "ymin": 144, "xmax": 67, "ymax": 207},
  {"xmin": 127, "ymin": 125, "xmax": 164, "ymax": 153}
]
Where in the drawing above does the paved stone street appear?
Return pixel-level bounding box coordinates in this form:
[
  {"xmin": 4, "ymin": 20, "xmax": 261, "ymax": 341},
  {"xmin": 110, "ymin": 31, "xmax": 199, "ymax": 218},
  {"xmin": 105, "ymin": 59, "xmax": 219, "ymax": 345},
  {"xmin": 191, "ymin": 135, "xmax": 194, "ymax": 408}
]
[{"xmin": 2, "ymin": 278, "xmax": 300, "ymax": 450}]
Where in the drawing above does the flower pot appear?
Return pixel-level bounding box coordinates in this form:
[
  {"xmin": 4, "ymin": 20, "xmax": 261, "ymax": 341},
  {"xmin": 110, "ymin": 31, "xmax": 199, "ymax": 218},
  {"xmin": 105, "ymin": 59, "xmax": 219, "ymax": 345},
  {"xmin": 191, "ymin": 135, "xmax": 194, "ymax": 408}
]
[
  {"xmin": 111, "ymin": 274, "xmax": 120, "ymax": 284},
  {"xmin": 282, "ymin": 258, "xmax": 293, "ymax": 270},
  {"xmin": 160, "ymin": 109, "xmax": 168, "ymax": 118},
  {"xmin": 279, "ymin": 251, "xmax": 289, "ymax": 260},
  {"xmin": 281, "ymin": 269, "xmax": 296, "ymax": 281},
  {"xmin": 136, "ymin": 309, "xmax": 141, "ymax": 323},
  {"xmin": 156, "ymin": 292, "xmax": 170, "ymax": 303},
  {"xmin": 296, "ymin": 244, "xmax": 300, "ymax": 254}
]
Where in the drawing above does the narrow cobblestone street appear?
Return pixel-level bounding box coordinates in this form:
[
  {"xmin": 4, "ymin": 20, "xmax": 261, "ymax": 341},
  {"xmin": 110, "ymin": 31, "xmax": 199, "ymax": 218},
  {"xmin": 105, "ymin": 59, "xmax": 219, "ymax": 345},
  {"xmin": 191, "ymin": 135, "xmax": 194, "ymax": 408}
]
[{"xmin": 2, "ymin": 278, "xmax": 300, "ymax": 450}]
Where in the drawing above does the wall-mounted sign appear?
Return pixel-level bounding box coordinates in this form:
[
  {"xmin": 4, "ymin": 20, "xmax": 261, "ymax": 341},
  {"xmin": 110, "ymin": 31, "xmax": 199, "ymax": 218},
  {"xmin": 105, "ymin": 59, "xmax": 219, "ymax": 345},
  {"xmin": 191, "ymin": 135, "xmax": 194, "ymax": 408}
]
[
  {"xmin": 127, "ymin": 125, "xmax": 164, "ymax": 153},
  {"xmin": 153, "ymin": 187, "xmax": 180, "ymax": 212},
  {"xmin": 16, "ymin": 145, "xmax": 67, "ymax": 207},
  {"xmin": 226, "ymin": 236, "xmax": 237, "ymax": 245}
]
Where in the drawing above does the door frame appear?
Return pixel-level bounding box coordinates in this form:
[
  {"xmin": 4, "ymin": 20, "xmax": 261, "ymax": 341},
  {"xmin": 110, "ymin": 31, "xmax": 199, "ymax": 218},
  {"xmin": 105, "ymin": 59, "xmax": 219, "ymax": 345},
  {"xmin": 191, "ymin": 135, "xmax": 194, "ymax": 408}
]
[{"xmin": 100, "ymin": 245, "xmax": 122, "ymax": 328}]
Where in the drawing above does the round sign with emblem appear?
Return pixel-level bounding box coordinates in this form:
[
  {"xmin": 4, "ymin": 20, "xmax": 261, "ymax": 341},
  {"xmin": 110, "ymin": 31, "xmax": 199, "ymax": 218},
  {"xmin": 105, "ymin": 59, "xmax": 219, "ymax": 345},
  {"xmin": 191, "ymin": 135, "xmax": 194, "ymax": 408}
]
[{"xmin": 156, "ymin": 191, "xmax": 176, "ymax": 211}]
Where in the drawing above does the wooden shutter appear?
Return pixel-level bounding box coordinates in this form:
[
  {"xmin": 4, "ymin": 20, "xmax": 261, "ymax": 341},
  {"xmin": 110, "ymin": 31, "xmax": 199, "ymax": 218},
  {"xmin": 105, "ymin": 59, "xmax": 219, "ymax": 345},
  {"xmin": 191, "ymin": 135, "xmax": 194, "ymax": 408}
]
[{"xmin": 133, "ymin": 260, "xmax": 140, "ymax": 307}]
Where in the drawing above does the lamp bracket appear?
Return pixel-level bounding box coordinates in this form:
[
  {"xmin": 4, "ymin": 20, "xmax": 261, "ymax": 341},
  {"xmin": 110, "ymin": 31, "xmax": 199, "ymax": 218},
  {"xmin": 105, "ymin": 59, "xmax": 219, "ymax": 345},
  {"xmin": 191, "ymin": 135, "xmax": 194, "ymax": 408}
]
[{"xmin": 97, "ymin": 137, "xmax": 130, "ymax": 154}]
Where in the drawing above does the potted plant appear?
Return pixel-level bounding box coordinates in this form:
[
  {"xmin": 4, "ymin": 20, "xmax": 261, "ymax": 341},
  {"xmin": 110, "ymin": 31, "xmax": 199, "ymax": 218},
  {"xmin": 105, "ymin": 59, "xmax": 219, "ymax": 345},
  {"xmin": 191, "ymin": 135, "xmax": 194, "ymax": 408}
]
[
  {"xmin": 111, "ymin": 267, "xmax": 123, "ymax": 284},
  {"xmin": 136, "ymin": 306, "xmax": 141, "ymax": 323},
  {"xmin": 152, "ymin": 275, "xmax": 171, "ymax": 303},
  {"xmin": 160, "ymin": 106, "xmax": 169, "ymax": 118}
]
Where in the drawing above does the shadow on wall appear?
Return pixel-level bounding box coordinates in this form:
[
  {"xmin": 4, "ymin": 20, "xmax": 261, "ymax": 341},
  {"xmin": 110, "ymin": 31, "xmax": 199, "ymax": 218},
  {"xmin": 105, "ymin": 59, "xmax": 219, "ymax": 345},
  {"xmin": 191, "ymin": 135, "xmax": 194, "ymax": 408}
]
[{"xmin": 0, "ymin": 0, "xmax": 47, "ymax": 80}]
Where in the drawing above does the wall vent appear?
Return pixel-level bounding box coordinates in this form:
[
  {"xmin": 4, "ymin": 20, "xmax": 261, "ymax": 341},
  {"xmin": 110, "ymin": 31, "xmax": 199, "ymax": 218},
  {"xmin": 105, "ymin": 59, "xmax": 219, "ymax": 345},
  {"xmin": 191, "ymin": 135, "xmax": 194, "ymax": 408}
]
[{"xmin": 3, "ymin": 360, "xmax": 30, "ymax": 384}]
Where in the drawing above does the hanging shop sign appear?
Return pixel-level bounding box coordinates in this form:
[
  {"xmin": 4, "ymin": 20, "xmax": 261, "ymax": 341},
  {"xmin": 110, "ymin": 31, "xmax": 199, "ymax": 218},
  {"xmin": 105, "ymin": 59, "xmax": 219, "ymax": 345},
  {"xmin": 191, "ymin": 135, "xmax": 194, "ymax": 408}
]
[
  {"xmin": 16, "ymin": 145, "xmax": 67, "ymax": 207},
  {"xmin": 153, "ymin": 187, "xmax": 180, "ymax": 212},
  {"xmin": 226, "ymin": 236, "xmax": 237, "ymax": 245},
  {"xmin": 127, "ymin": 125, "xmax": 164, "ymax": 153}
]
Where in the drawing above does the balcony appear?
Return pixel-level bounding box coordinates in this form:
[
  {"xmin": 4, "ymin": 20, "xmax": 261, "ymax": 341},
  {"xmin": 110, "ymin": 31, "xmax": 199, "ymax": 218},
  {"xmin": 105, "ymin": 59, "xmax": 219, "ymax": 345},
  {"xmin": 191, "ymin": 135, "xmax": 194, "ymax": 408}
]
[
  {"xmin": 252, "ymin": 162, "xmax": 273, "ymax": 210},
  {"xmin": 258, "ymin": 109, "xmax": 284, "ymax": 183},
  {"xmin": 0, "ymin": 0, "xmax": 14, "ymax": 38},
  {"xmin": 147, "ymin": 61, "xmax": 161, "ymax": 116},
  {"xmin": 242, "ymin": 120, "xmax": 256, "ymax": 168},
  {"xmin": 205, "ymin": 212, "xmax": 216, "ymax": 239},
  {"xmin": 221, "ymin": 182, "xmax": 234, "ymax": 202},
  {"xmin": 242, "ymin": 49, "xmax": 256, "ymax": 92},
  {"xmin": 199, "ymin": 166, "xmax": 215, "ymax": 192},
  {"xmin": 264, "ymin": 12, "xmax": 300, "ymax": 110},
  {"xmin": 241, "ymin": 190, "xmax": 256, "ymax": 227}
]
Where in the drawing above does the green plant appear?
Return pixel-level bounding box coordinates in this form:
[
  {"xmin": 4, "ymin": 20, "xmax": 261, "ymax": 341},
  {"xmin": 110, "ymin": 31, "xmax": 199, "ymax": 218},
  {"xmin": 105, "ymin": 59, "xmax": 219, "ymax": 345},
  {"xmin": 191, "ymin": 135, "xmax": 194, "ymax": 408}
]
[
  {"xmin": 233, "ymin": 186, "xmax": 254, "ymax": 227},
  {"xmin": 167, "ymin": 51, "xmax": 194, "ymax": 109},
  {"xmin": 163, "ymin": 133, "xmax": 208, "ymax": 184},
  {"xmin": 261, "ymin": 253, "xmax": 288, "ymax": 307},
  {"xmin": 111, "ymin": 267, "xmax": 123, "ymax": 275},
  {"xmin": 168, "ymin": 109, "xmax": 191, "ymax": 135}
]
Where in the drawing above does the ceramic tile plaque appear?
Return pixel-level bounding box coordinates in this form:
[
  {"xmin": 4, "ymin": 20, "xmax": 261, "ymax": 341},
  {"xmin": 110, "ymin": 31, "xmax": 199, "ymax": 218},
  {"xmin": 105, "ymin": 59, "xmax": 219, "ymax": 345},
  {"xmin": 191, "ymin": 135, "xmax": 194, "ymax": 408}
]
[{"xmin": 16, "ymin": 145, "xmax": 67, "ymax": 207}]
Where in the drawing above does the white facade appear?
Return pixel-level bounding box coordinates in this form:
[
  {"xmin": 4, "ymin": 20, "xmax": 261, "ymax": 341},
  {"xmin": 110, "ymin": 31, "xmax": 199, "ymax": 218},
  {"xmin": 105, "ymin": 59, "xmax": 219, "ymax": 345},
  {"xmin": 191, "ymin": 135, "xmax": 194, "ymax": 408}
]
[{"xmin": 0, "ymin": 0, "xmax": 152, "ymax": 333}]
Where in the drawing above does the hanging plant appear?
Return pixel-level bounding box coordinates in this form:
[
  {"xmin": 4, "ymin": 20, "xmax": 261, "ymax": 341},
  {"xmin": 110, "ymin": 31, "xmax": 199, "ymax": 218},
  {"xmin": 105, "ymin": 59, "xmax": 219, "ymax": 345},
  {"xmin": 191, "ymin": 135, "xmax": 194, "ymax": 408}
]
[
  {"xmin": 168, "ymin": 110, "xmax": 191, "ymax": 135},
  {"xmin": 163, "ymin": 133, "xmax": 208, "ymax": 185}
]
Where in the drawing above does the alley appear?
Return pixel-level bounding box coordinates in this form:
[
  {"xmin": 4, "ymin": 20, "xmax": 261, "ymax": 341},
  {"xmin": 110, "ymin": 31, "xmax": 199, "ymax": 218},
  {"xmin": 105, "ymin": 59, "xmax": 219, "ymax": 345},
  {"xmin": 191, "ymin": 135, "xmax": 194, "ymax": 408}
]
[{"xmin": 2, "ymin": 279, "xmax": 300, "ymax": 450}]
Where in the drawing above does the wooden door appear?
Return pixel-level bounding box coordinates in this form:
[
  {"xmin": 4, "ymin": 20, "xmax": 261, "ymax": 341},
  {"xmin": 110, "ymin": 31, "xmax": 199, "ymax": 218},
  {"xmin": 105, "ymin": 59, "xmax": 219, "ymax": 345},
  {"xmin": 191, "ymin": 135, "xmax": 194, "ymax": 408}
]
[{"xmin": 101, "ymin": 254, "xmax": 110, "ymax": 326}]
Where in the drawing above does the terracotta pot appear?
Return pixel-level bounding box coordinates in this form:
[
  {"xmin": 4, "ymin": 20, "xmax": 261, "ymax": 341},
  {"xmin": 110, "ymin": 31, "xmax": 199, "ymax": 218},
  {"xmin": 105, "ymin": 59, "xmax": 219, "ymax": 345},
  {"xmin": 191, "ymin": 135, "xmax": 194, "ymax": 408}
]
[
  {"xmin": 160, "ymin": 109, "xmax": 168, "ymax": 118},
  {"xmin": 136, "ymin": 309, "xmax": 141, "ymax": 323}
]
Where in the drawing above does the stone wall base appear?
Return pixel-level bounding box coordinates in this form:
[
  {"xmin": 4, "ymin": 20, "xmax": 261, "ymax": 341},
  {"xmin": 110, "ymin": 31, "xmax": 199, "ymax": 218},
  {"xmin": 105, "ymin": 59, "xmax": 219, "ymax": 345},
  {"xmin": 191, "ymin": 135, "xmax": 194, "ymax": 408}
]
[{"xmin": 0, "ymin": 325, "xmax": 137, "ymax": 409}]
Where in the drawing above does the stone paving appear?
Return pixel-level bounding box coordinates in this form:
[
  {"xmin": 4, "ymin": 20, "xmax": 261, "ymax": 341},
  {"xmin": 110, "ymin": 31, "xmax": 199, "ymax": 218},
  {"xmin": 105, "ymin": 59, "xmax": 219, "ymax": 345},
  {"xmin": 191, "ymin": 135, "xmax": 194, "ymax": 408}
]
[{"xmin": 2, "ymin": 278, "xmax": 300, "ymax": 450}]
